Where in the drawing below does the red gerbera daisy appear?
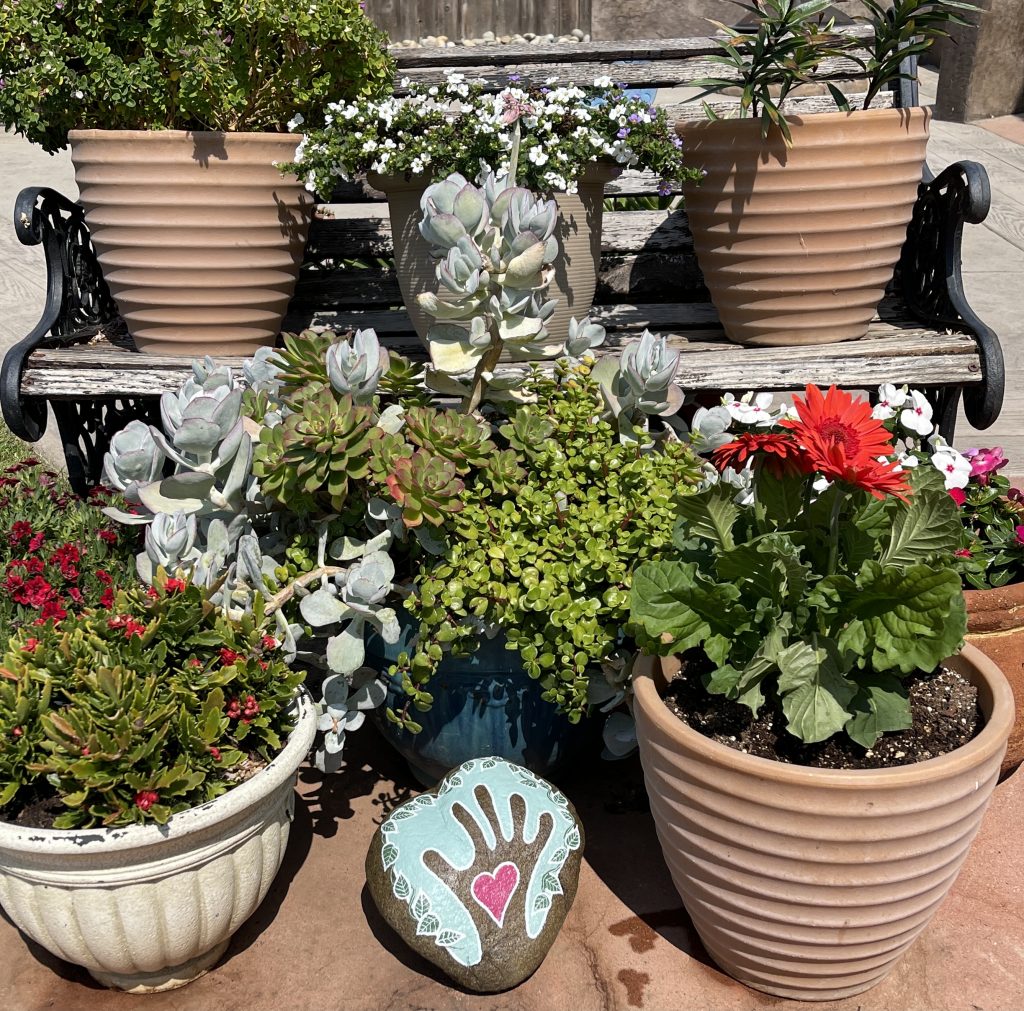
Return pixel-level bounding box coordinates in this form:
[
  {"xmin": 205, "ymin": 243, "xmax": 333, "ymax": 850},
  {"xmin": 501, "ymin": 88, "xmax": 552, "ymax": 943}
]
[
  {"xmin": 781, "ymin": 385, "xmax": 909, "ymax": 501},
  {"xmin": 712, "ymin": 432, "xmax": 804, "ymax": 479}
]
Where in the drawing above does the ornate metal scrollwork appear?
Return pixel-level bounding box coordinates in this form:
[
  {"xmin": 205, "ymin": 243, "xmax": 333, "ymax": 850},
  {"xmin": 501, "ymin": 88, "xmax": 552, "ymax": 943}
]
[
  {"xmin": 895, "ymin": 162, "xmax": 1004, "ymax": 434},
  {"xmin": 52, "ymin": 397, "xmax": 162, "ymax": 496},
  {"xmin": 1, "ymin": 187, "xmax": 119, "ymax": 444}
]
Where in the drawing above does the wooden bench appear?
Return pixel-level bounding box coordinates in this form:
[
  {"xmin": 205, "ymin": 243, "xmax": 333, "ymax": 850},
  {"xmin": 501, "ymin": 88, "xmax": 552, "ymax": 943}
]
[{"xmin": 1, "ymin": 32, "xmax": 1004, "ymax": 493}]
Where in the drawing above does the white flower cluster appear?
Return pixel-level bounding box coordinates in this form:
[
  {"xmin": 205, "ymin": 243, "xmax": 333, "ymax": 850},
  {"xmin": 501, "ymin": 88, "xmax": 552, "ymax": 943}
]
[{"xmin": 296, "ymin": 71, "xmax": 681, "ymax": 195}]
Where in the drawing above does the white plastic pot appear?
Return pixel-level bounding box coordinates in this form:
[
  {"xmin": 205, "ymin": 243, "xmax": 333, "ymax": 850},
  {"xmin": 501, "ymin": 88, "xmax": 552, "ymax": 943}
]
[{"xmin": 0, "ymin": 690, "xmax": 317, "ymax": 993}]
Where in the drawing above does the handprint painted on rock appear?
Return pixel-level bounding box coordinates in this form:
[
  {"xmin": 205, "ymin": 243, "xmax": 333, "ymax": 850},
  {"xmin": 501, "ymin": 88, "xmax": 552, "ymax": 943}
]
[{"xmin": 365, "ymin": 757, "xmax": 585, "ymax": 993}]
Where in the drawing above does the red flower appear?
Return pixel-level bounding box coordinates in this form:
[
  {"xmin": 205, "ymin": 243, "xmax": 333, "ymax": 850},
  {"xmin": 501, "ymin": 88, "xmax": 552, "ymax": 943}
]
[
  {"xmin": 22, "ymin": 638, "xmax": 40, "ymax": 653},
  {"xmin": 9, "ymin": 521, "xmax": 33, "ymax": 544},
  {"xmin": 99, "ymin": 587, "xmax": 114, "ymax": 609},
  {"xmin": 949, "ymin": 487, "xmax": 967, "ymax": 507},
  {"xmin": 226, "ymin": 697, "xmax": 242, "ymax": 719},
  {"xmin": 261, "ymin": 635, "xmax": 278, "ymax": 651},
  {"xmin": 188, "ymin": 658, "xmax": 203, "ymax": 668},
  {"xmin": 35, "ymin": 599, "xmax": 67, "ymax": 625},
  {"xmin": 98, "ymin": 529, "xmax": 118, "ymax": 545},
  {"xmin": 108, "ymin": 615, "xmax": 146, "ymax": 639},
  {"xmin": 220, "ymin": 648, "xmax": 241, "ymax": 667},
  {"xmin": 954, "ymin": 548, "xmax": 973, "ymax": 558},
  {"xmin": 134, "ymin": 790, "xmax": 159, "ymax": 812},
  {"xmin": 781, "ymin": 385, "xmax": 909, "ymax": 501},
  {"xmin": 19, "ymin": 576, "xmax": 56, "ymax": 608},
  {"xmin": 712, "ymin": 432, "xmax": 803, "ymax": 479},
  {"xmin": 28, "ymin": 532, "xmax": 45, "ymax": 553},
  {"xmin": 96, "ymin": 570, "xmax": 113, "ymax": 586},
  {"xmin": 67, "ymin": 586, "xmax": 83, "ymax": 603},
  {"xmin": 11, "ymin": 727, "xmax": 22, "ymax": 738},
  {"xmin": 164, "ymin": 578, "xmax": 186, "ymax": 594},
  {"xmin": 209, "ymin": 746, "xmax": 222, "ymax": 763},
  {"xmin": 146, "ymin": 586, "xmax": 160, "ymax": 600}
]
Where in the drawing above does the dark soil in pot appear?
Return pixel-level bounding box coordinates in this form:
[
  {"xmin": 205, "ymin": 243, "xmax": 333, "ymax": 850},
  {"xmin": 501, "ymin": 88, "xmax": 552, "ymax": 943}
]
[{"xmin": 663, "ymin": 654, "xmax": 983, "ymax": 770}]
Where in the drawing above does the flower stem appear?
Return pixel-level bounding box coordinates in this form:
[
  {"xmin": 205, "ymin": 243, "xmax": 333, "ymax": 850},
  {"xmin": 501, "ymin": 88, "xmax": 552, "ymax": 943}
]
[
  {"xmin": 827, "ymin": 488, "xmax": 845, "ymax": 577},
  {"xmin": 265, "ymin": 565, "xmax": 345, "ymax": 615}
]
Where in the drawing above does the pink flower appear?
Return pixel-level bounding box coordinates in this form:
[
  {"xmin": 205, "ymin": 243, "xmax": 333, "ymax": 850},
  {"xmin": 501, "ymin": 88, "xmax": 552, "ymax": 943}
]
[
  {"xmin": 954, "ymin": 548, "xmax": 973, "ymax": 558},
  {"xmin": 949, "ymin": 487, "xmax": 967, "ymax": 507},
  {"xmin": 220, "ymin": 648, "xmax": 241, "ymax": 667},
  {"xmin": 134, "ymin": 790, "xmax": 159, "ymax": 812},
  {"xmin": 964, "ymin": 446, "xmax": 1008, "ymax": 483},
  {"xmin": 1015, "ymin": 525, "xmax": 1024, "ymax": 547}
]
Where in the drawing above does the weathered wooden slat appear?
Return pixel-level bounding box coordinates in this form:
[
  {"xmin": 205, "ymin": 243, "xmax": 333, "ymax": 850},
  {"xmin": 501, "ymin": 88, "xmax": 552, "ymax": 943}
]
[
  {"xmin": 394, "ymin": 54, "xmax": 869, "ymax": 92},
  {"xmin": 306, "ymin": 209, "xmax": 693, "ymax": 261},
  {"xmin": 21, "ymin": 315, "xmax": 981, "ymax": 398},
  {"xmin": 668, "ymin": 88, "xmax": 894, "ymax": 121},
  {"xmin": 388, "ymin": 27, "xmax": 876, "ymax": 70}
]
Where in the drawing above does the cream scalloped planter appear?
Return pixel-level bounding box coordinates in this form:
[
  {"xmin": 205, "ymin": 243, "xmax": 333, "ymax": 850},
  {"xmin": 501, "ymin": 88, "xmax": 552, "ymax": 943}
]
[
  {"xmin": 0, "ymin": 691, "xmax": 316, "ymax": 993},
  {"xmin": 633, "ymin": 646, "xmax": 1013, "ymax": 1001}
]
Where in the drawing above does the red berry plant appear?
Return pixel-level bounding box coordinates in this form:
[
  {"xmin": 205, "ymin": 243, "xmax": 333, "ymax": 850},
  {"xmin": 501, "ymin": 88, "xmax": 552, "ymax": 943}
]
[
  {"xmin": 0, "ymin": 571, "xmax": 303, "ymax": 828},
  {"xmin": 0, "ymin": 458, "xmax": 137, "ymax": 633}
]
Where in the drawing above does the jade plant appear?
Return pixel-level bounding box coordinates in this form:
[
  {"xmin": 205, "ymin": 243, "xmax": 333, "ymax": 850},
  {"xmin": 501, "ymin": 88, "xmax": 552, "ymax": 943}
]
[
  {"xmin": 396, "ymin": 358, "xmax": 705, "ymax": 743},
  {"xmin": 0, "ymin": 573, "xmax": 302, "ymax": 828}
]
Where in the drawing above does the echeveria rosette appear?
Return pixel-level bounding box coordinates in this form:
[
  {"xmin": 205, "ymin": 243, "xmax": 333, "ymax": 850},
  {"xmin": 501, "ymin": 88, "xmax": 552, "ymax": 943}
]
[{"xmin": 630, "ymin": 386, "xmax": 967, "ymax": 750}]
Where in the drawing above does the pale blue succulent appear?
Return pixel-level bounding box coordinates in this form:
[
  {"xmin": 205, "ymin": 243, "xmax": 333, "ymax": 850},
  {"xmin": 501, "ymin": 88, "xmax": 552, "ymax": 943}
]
[
  {"xmin": 689, "ymin": 405, "xmax": 734, "ymax": 455},
  {"xmin": 325, "ymin": 328, "xmax": 390, "ymax": 404},
  {"xmin": 143, "ymin": 511, "xmax": 198, "ymax": 575},
  {"xmin": 619, "ymin": 330, "xmax": 683, "ymax": 416},
  {"xmin": 565, "ymin": 315, "xmax": 606, "ymax": 362},
  {"xmin": 314, "ymin": 669, "xmax": 388, "ymax": 773},
  {"xmin": 102, "ymin": 419, "xmax": 166, "ymax": 501}
]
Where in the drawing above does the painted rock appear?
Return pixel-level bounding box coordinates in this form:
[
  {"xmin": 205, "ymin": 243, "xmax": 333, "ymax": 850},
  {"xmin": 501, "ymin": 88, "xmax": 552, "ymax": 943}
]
[{"xmin": 365, "ymin": 756, "xmax": 585, "ymax": 992}]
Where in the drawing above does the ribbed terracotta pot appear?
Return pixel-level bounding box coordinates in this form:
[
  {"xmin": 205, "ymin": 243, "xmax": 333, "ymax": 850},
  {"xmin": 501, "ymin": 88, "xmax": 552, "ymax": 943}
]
[
  {"xmin": 677, "ymin": 106, "xmax": 931, "ymax": 346},
  {"xmin": 965, "ymin": 581, "xmax": 1024, "ymax": 777},
  {"xmin": 368, "ymin": 162, "xmax": 620, "ymax": 346},
  {"xmin": 0, "ymin": 692, "xmax": 316, "ymax": 993},
  {"xmin": 632, "ymin": 645, "xmax": 1013, "ymax": 1001},
  {"xmin": 69, "ymin": 130, "xmax": 315, "ymax": 357}
]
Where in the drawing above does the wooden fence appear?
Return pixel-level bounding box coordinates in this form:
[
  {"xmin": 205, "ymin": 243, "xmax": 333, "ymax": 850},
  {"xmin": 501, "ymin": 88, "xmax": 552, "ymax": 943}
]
[{"xmin": 364, "ymin": 0, "xmax": 592, "ymax": 42}]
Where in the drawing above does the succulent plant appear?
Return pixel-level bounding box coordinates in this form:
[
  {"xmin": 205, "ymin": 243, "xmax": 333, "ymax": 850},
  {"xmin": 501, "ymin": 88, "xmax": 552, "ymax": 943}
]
[
  {"xmin": 325, "ymin": 328, "xmax": 390, "ymax": 404},
  {"xmin": 102, "ymin": 420, "xmax": 166, "ymax": 503},
  {"xmin": 565, "ymin": 315, "xmax": 607, "ymax": 363},
  {"xmin": 415, "ymin": 171, "xmax": 561, "ymax": 411},
  {"xmin": 402, "ymin": 406, "xmax": 494, "ymax": 474},
  {"xmin": 254, "ymin": 385, "xmax": 374, "ymax": 513},
  {"xmin": 386, "ymin": 451, "xmax": 465, "ymax": 527}
]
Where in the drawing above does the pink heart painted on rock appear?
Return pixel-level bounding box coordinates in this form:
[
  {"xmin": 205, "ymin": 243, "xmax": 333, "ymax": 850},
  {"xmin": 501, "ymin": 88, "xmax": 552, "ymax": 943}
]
[{"xmin": 471, "ymin": 861, "xmax": 520, "ymax": 928}]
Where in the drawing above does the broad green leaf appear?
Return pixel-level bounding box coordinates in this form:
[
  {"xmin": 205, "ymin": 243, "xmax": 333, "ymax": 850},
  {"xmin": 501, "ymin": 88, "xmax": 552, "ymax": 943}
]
[
  {"xmin": 629, "ymin": 561, "xmax": 746, "ymax": 650},
  {"xmin": 755, "ymin": 471, "xmax": 805, "ymax": 529},
  {"xmin": 845, "ymin": 674, "xmax": 912, "ymax": 749},
  {"xmin": 777, "ymin": 640, "xmax": 857, "ymax": 743},
  {"xmin": 848, "ymin": 562, "xmax": 966, "ymax": 673},
  {"xmin": 880, "ymin": 483, "xmax": 962, "ymax": 566},
  {"xmin": 674, "ymin": 486, "xmax": 739, "ymax": 551}
]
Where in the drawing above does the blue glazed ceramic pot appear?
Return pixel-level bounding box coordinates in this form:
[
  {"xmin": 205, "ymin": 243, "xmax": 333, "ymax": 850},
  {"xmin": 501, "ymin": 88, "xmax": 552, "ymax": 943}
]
[{"xmin": 366, "ymin": 620, "xmax": 590, "ymax": 786}]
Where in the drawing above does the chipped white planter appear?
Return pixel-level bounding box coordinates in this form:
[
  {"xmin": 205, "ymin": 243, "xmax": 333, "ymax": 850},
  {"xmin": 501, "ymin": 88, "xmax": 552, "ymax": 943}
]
[{"xmin": 0, "ymin": 690, "xmax": 316, "ymax": 993}]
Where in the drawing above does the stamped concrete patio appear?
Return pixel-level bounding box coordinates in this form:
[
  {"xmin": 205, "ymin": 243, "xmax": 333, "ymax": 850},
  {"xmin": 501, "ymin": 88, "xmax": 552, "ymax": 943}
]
[{"xmin": 0, "ymin": 727, "xmax": 1021, "ymax": 1011}]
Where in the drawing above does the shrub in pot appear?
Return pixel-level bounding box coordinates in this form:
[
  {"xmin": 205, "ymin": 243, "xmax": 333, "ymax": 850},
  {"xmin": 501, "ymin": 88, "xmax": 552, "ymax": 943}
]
[
  {"xmin": 0, "ymin": 0, "xmax": 393, "ymax": 357},
  {"xmin": 679, "ymin": 0, "xmax": 975, "ymax": 346},
  {"xmin": 293, "ymin": 74, "xmax": 698, "ymax": 343},
  {"xmin": 628, "ymin": 384, "xmax": 1013, "ymax": 1000},
  {"xmin": 0, "ymin": 574, "xmax": 316, "ymax": 992}
]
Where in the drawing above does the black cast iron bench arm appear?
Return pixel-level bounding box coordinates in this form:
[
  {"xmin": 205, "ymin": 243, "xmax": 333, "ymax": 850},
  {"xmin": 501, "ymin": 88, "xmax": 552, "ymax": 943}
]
[{"xmin": 896, "ymin": 160, "xmax": 1004, "ymax": 439}]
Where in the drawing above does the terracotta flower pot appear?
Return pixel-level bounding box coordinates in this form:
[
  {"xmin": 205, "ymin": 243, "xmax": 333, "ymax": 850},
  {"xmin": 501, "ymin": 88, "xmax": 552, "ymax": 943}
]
[
  {"xmin": 367, "ymin": 162, "xmax": 620, "ymax": 347},
  {"xmin": 69, "ymin": 130, "xmax": 315, "ymax": 358},
  {"xmin": 677, "ymin": 106, "xmax": 931, "ymax": 346},
  {"xmin": 632, "ymin": 644, "xmax": 1013, "ymax": 1001},
  {"xmin": 965, "ymin": 581, "xmax": 1024, "ymax": 777}
]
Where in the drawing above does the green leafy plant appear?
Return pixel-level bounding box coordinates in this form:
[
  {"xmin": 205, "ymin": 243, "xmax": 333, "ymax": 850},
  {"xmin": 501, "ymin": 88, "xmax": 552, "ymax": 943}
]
[
  {"xmin": 392, "ymin": 360, "xmax": 704, "ymax": 729},
  {"xmin": 0, "ymin": 0, "xmax": 394, "ymax": 153},
  {"xmin": 692, "ymin": 0, "xmax": 977, "ymax": 141},
  {"xmin": 630, "ymin": 384, "xmax": 967, "ymax": 748},
  {"xmin": 0, "ymin": 572, "xmax": 303, "ymax": 828}
]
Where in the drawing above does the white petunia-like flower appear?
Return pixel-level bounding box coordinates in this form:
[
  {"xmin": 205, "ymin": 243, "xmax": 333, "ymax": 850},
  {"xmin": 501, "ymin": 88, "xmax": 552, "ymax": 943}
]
[
  {"xmin": 722, "ymin": 391, "xmax": 774, "ymax": 425},
  {"xmin": 527, "ymin": 145, "xmax": 549, "ymax": 166},
  {"xmin": 871, "ymin": 382, "xmax": 909, "ymax": 420},
  {"xmin": 593, "ymin": 75, "xmax": 615, "ymax": 88},
  {"xmin": 898, "ymin": 389, "xmax": 934, "ymax": 436},
  {"xmin": 286, "ymin": 112, "xmax": 305, "ymax": 132},
  {"xmin": 930, "ymin": 446, "xmax": 971, "ymax": 490}
]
